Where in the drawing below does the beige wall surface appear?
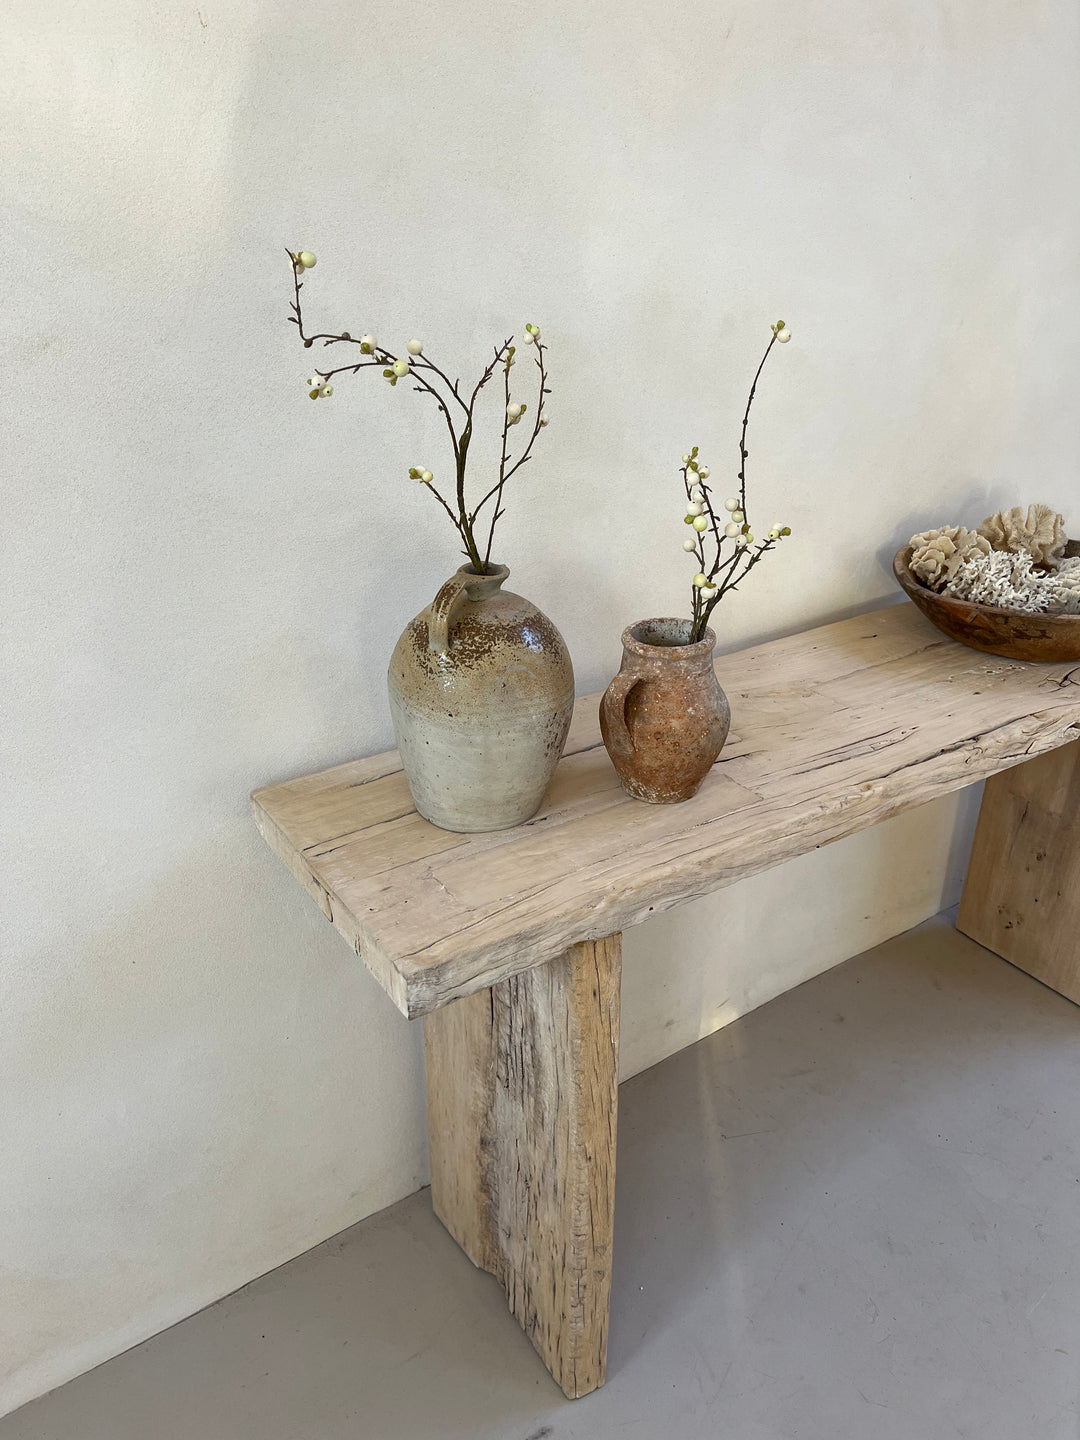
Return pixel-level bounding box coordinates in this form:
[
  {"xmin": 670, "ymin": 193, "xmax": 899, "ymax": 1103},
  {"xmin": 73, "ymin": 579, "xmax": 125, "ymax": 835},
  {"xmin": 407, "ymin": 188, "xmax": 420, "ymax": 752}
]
[{"xmin": 3, "ymin": 0, "xmax": 1078, "ymax": 1416}]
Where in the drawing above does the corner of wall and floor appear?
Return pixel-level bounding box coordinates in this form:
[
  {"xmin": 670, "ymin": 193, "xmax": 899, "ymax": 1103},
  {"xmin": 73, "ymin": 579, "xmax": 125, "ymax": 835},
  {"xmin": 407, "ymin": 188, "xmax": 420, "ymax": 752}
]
[{"xmin": 4, "ymin": 0, "xmax": 1077, "ymax": 1418}]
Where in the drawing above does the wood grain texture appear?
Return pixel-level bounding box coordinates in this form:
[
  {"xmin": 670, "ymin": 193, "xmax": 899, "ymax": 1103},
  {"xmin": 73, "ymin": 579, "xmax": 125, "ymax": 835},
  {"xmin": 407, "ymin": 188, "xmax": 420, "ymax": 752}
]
[
  {"xmin": 957, "ymin": 739, "xmax": 1080, "ymax": 1001},
  {"xmin": 252, "ymin": 603, "xmax": 1080, "ymax": 1017},
  {"xmin": 424, "ymin": 935, "xmax": 621, "ymax": 1399}
]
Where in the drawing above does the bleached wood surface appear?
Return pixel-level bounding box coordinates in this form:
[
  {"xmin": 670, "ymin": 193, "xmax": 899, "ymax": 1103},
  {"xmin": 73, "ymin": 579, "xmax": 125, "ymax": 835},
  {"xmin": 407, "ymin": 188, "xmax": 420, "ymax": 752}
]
[
  {"xmin": 252, "ymin": 603, "xmax": 1080, "ymax": 1019},
  {"xmin": 424, "ymin": 935, "xmax": 621, "ymax": 1398},
  {"xmin": 958, "ymin": 739, "xmax": 1080, "ymax": 1001}
]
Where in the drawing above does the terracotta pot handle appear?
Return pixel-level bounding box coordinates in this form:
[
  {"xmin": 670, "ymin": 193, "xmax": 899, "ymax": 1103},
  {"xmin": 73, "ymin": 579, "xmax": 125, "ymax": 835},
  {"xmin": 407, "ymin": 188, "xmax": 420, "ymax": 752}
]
[
  {"xmin": 428, "ymin": 573, "xmax": 474, "ymax": 657},
  {"xmin": 601, "ymin": 671, "xmax": 642, "ymax": 759}
]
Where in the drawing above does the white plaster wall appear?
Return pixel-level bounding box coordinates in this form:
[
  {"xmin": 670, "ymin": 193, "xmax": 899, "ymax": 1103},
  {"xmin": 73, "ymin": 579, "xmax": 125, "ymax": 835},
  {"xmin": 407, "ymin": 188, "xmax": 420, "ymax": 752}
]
[{"xmin": 3, "ymin": 0, "xmax": 1078, "ymax": 1416}]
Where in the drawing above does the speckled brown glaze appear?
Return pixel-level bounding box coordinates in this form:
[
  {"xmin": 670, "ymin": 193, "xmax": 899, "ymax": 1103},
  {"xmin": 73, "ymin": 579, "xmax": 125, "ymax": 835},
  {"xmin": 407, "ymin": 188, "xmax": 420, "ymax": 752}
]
[
  {"xmin": 600, "ymin": 618, "xmax": 730, "ymax": 804},
  {"xmin": 388, "ymin": 564, "xmax": 574, "ymax": 832},
  {"xmin": 894, "ymin": 546, "xmax": 1080, "ymax": 662}
]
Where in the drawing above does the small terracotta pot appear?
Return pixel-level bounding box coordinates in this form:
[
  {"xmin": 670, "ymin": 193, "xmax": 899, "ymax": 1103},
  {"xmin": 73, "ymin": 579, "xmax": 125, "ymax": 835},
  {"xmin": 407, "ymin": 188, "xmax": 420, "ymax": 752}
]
[{"xmin": 600, "ymin": 618, "xmax": 730, "ymax": 804}]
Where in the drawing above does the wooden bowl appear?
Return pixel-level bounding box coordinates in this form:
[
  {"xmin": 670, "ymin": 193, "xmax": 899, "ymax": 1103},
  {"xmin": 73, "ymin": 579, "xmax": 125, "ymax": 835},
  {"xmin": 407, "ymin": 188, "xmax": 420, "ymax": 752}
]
[{"xmin": 893, "ymin": 546, "xmax": 1080, "ymax": 663}]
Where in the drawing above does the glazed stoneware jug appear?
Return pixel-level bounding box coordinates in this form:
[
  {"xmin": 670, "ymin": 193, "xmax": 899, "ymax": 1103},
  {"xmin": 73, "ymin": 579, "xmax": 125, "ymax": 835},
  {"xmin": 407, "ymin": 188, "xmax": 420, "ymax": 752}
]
[
  {"xmin": 600, "ymin": 618, "xmax": 730, "ymax": 803},
  {"xmin": 388, "ymin": 564, "xmax": 574, "ymax": 833}
]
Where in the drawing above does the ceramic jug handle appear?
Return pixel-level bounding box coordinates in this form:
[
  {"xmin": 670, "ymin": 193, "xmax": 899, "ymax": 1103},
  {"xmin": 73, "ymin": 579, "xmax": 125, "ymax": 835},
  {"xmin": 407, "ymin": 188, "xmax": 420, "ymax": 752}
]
[
  {"xmin": 428, "ymin": 572, "xmax": 473, "ymax": 656},
  {"xmin": 602, "ymin": 671, "xmax": 642, "ymax": 758}
]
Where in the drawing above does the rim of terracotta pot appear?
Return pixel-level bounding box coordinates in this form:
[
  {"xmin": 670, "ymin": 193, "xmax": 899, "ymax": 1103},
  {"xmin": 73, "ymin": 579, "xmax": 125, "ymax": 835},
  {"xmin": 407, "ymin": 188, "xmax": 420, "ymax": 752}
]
[{"xmin": 621, "ymin": 617, "xmax": 717, "ymax": 657}]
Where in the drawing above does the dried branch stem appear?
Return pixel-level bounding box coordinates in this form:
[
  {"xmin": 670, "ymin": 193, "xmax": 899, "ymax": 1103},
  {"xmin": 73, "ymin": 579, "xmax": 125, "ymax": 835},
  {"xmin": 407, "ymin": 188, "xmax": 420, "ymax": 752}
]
[{"xmin": 286, "ymin": 252, "xmax": 548, "ymax": 575}]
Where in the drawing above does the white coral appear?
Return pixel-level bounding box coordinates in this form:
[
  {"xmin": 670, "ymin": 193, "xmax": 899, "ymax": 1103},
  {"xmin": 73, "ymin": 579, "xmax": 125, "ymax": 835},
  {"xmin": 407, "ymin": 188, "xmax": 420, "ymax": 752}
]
[
  {"xmin": 945, "ymin": 550, "xmax": 1080, "ymax": 613},
  {"xmin": 978, "ymin": 504, "xmax": 1068, "ymax": 569},
  {"xmin": 1055, "ymin": 556, "xmax": 1080, "ymax": 611},
  {"xmin": 909, "ymin": 525, "xmax": 991, "ymax": 590}
]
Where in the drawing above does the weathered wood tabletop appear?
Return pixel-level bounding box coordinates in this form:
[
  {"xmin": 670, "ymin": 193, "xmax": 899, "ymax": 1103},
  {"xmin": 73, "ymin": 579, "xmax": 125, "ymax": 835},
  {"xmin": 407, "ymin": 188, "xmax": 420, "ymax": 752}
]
[{"xmin": 252, "ymin": 602, "xmax": 1080, "ymax": 1019}]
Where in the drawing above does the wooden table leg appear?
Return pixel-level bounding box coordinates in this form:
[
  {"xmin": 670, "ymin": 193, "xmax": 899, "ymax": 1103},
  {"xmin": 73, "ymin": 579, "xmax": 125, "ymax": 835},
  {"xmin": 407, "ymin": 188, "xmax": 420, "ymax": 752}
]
[
  {"xmin": 957, "ymin": 738, "xmax": 1080, "ymax": 1001},
  {"xmin": 423, "ymin": 934, "xmax": 621, "ymax": 1400}
]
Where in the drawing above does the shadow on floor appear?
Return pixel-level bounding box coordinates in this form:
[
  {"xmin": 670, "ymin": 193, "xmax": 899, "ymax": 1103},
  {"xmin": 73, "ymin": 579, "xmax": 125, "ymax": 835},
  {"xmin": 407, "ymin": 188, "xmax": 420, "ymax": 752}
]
[{"xmin": 5, "ymin": 914, "xmax": 1080, "ymax": 1440}]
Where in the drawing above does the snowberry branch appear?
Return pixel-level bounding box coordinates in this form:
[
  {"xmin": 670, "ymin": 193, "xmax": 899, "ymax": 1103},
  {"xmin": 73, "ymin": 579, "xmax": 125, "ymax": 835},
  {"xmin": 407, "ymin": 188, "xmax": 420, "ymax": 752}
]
[
  {"xmin": 285, "ymin": 249, "xmax": 550, "ymax": 576},
  {"xmin": 678, "ymin": 321, "xmax": 794, "ymax": 644}
]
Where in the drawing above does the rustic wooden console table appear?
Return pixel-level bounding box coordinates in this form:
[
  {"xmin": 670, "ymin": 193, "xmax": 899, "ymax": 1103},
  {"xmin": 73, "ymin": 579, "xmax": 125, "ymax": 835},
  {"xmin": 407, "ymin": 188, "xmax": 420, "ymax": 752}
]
[{"xmin": 252, "ymin": 603, "xmax": 1080, "ymax": 1399}]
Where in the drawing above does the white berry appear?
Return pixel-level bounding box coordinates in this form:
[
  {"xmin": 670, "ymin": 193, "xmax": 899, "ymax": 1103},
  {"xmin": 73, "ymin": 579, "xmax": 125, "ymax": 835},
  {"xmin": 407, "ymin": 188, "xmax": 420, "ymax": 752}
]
[
  {"xmin": 693, "ymin": 515, "xmax": 709, "ymax": 532},
  {"xmin": 724, "ymin": 521, "xmax": 740, "ymax": 537},
  {"xmin": 297, "ymin": 251, "xmax": 317, "ymax": 269},
  {"xmin": 392, "ymin": 359, "xmax": 410, "ymax": 378},
  {"xmin": 682, "ymin": 537, "xmax": 698, "ymax": 552},
  {"xmin": 407, "ymin": 339, "xmax": 423, "ymax": 356},
  {"xmin": 724, "ymin": 497, "xmax": 740, "ymax": 512}
]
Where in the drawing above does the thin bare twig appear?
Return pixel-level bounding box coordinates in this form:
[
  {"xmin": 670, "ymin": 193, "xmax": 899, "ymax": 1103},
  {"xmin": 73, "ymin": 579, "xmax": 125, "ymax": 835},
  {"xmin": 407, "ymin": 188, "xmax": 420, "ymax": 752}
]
[
  {"xmin": 286, "ymin": 253, "xmax": 549, "ymax": 574},
  {"xmin": 682, "ymin": 325, "xmax": 788, "ymax": 642}
]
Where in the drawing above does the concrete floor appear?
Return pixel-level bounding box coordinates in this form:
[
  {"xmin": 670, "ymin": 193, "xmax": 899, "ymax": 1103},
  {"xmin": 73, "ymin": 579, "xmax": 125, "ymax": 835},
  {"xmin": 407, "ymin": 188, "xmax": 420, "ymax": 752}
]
[{"xmin": 6, "ymin": 913, "xmax": 1080, "ymax": 1440}]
